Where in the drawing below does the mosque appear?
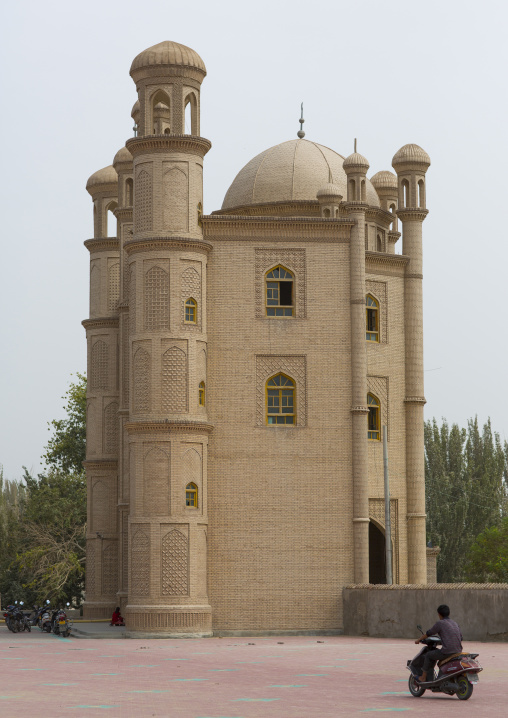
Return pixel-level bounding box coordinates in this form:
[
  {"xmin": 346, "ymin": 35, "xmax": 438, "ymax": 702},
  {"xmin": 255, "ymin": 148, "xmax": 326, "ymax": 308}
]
[{"xmin": 83, "ymin": 40, "xmax": 430, "ymax": 635}]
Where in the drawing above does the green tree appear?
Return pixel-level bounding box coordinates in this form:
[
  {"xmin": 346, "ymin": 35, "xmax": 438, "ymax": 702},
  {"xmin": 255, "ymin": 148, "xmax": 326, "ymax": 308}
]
[
  {"xmin": 14, "ymin": 468, "xmax": 86, "ymax": 605},
  {"xmin": 0, "ymin": 466, "xmax": 27, "ymax": 605},
  {"xmin": 425, "ymin": 417, "xmax": 508, "ymax": 582},
  {"xmin": 465, "ymin": 516, "xmax": 508, "ymax": 583},
  {"xmin": 43, "ymin": 372, "xmax": 86, "ymax": 475},
  {"xmin": 0, "ymin": 374, "xmax": 88, "ymax": 607}
]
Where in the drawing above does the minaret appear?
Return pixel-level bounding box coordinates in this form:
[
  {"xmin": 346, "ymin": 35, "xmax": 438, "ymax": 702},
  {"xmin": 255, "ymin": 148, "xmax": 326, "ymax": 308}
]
[
  {"xmin": 343, "ymin": 150, "xmax": 370, "ymax": 584},
  {"xmin": 112, "ymin": 146, "xmax": 134, "ymax": 613},
  {"xmin": 392, "ymin": 144, "xmax": 430, "ymax": 584},
  {"xmin": 124, "ymin": 41, "xmax": 213, "ymax": 635},
  {"xmin": 370, "ymin": 171, "xmax": 400, "ymax": 254},
  {"xmin": 83, "ymin": 165, "xmax": 121, "ymax": 618}
]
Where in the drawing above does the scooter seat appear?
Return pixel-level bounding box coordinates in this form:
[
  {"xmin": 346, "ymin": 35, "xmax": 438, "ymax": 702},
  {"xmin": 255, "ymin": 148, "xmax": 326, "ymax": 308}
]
[{"xmin": 437, "ymin": 652, "xmax": 468, "ymax": 667}]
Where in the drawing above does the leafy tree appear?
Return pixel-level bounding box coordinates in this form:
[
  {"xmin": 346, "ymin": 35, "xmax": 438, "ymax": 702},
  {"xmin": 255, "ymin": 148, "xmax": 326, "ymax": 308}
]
[
  {"xmin": 0, "ymin": 467, "xmax": 26, "ymax": 605},
  {"xmin": 465, "ymin": 516, "xmax": 508, "ymax": 583},
  {"xmin": 425, "ymin": 417, "xmax": 508, "ymax": 582},
  {"xmin": 14, "ymin": 468, "xmax": 86, "ymax": 605},
  {"xmin": 0, "ymin": 374, "xmax": 87, "ymax": 607},
  {"xmin": 43, "ymin": 372, "xmax": 86, "ymax": 475}
]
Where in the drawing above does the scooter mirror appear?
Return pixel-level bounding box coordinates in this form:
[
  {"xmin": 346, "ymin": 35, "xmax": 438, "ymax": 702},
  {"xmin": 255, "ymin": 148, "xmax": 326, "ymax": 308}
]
[{"xmin": 417, "ymin": 624, "xmax": 423, "ymax": 634}]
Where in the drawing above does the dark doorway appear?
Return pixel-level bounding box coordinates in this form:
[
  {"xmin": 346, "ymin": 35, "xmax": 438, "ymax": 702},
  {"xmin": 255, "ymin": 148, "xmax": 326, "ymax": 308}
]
[{"xmin": 369, "ymin": 521, "xmax": 386, "ymax": 584}]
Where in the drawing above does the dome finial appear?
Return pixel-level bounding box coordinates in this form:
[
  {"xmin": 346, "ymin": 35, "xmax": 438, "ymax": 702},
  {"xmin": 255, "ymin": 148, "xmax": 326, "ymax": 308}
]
[
  {"xmin": 297, "ymin": 103, "xmax": 305, "ymax": 139},
  {"xmin": 354, "ymin": 138, "xmax": 357, "ymax": 153}
]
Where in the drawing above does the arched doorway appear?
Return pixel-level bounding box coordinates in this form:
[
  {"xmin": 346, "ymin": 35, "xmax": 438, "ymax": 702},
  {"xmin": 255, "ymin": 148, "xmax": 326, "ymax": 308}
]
[{"xmin": 369, "ymin": 520, "xmax": 386, "ymax": 584}]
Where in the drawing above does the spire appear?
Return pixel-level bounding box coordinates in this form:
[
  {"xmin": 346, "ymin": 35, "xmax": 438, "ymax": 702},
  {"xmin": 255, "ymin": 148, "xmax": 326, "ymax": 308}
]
[{"xmin": 297, "ymin": 103, "xmax": 305, "ymax": 139}]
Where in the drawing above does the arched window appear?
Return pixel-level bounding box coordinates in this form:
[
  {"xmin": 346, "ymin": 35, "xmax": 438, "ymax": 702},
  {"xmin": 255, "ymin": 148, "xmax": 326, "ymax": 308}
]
[
  {"xmin": 125, "ymin": 178, "xmax": 133, "ymax": 207},
  {"xmin": 366, "ymin": 295, "xmax": 379, "ymax": 342},
  {"xmin": 361, "ymin": 179, "xmax": 366, "ymax": 202},
  {"xmin": 367, "ymin": 393, "xmax": 380, "ymax": 440},
  {"xmin": 402, "ymin": 179, "xmax": 410, "ymax": 208},
  {"xmin": 184, "ymin": 93, "xmax": 198, "ymax": 135},
  {"xmin": 186, "ymin": 482, "xmax": 198, "ymax": 507},
  {"xmin": 348, "ymin": 179, "xmax": 355, "ymax": 201},
  {"xmin": 376, "ymin": 234, "xmax": 382, "ymax": 252},
  {"xmin": 106, "ymin": 201, "xmax": 118, "ymax": 237},
  {"xmin": 150, "ymin": 90, "xmax": 171, "ymax": 135},
  {"xmin": 266, "ymin": 266, "xmax": 293, "ymax": 317},
  {"xmin": 185, "ymin": 298, "xmax": 197, "ymax": 323},
  {"xmin": 266, "ymin": 374, "xmax": 295, "ymax": 425},
  {"xmin": 198, "ymin": 381, "xmax": 205, "ymax": 406},
  {"xmin": 389, "ymin": 203, "xmax": 398, "ymax": 231},
  {"xmin": 418, "ymin": 179, "xmax": 425, "ymax": 208},
  {"xmin": 197, "ymin": 202, "xmax": 203, "ymax": 227}
]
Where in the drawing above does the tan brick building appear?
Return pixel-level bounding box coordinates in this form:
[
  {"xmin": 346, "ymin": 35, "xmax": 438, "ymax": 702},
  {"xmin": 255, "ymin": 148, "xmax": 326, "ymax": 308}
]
[{"xmin": 83, "ymin": 40, "xmax": 430, "ymax": 635}]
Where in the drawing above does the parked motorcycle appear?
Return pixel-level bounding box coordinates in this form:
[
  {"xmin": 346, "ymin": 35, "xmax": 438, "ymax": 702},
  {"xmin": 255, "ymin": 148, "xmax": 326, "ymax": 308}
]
[
  {"xmin": 407, "ymin": 624, "xmax": 482, "ymax": 700},
  {"xmin": 51, "ymin": 604, "xmax": 72, "ymax": 637},
  {"xmin": 39, "ymin": 600, "xmax": 52, "ymax": 632},
  {"xmin": 3, "ymin": 603, "xmax": 31, "ymax": 633}
]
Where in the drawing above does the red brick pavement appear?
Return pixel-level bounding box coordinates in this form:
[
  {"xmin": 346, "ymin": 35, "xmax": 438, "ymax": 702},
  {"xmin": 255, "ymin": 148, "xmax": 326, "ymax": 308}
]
[{"xmin": 0, "ymin": 625, "xmax": 506, "ymax": 717}]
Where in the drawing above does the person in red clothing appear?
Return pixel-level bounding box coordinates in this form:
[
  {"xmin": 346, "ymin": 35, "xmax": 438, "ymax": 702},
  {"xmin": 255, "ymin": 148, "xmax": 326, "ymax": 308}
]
[{"xmin": 111, "ymin": 607, "xmax": 125, "ymax": 626}]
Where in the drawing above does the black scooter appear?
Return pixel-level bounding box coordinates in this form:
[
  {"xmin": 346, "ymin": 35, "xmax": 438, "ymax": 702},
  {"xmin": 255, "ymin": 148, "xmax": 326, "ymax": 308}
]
[{"xmin": 407, "ymin": 625, "xmax": 482, "ymax": 700}]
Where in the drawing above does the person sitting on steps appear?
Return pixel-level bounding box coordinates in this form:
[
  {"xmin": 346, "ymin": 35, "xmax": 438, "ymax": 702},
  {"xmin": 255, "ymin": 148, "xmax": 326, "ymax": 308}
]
[
  {"xmin": 415, "ymin": 604, "xmax": 463, "ymax": 684},
  {"xmin": 111, "ymin": 607, "xmax": 125, "ymax": 626}
]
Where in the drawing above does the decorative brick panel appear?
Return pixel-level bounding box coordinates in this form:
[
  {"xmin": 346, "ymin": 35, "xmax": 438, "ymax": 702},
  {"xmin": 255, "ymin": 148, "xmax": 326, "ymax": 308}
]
[
  {"xmin": 102, "ymin": 542, "xmax": 118, "ymax": 596},
  {"xmin": 129, "ymin": 265, "xmax": 136, "ymax": 333},
  {"xmin": 162, "ymin": 530, "xmax": 189, "ymax": 595},
  {"xmin": 86, "ymin": 540, "xmax": 96, "ymax": 596},
  {"xmin": 254, "ymin": 248, "xmax": 306, "ymax": 318},
  {"xmin": 161, "ymin": 346, "xmax": 187, "ymax": 412},
  {"xmin": 144, "ymin": 266, "xmax": 170, "ymax": 330},
  {"xmin": 255, "ymin": 355, "xmax": 307, "ymax": 426},
  {"xmin": 103, "ymin": 402, "xmax": 119, "ymax": 454},
  {"xmin": 91, "ymin": 340, "xmax": 108, "ymax": 390},
  {"xmin": 131, "ymin": 529, "xmax": 150, "ymax": 596},
  {"xmin": 134, "ymin": 168, "xmax": 152, "ymax": 233},
  {"xmin": 108, "ymin": 262, "xmax": 120, "ymax": 312},
  {"xmin": 133, "ymin": 348, "xmax": 151, "ymax": 414},
  {"xmin": 90, "ymin": 262, "xmax": 100, "ymax": 316}
]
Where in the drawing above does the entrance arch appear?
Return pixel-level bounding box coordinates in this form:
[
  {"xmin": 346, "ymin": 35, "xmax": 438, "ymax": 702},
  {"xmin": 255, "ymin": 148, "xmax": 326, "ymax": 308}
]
[{"xmin": 369, "ymin": 520, "xmax": 387, "ymax": 584}]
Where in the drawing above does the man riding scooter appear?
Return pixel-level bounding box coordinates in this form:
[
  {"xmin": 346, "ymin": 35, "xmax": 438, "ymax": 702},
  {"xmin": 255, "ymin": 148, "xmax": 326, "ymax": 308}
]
[{"xmin": 414, "ymin": 604, "xmax": 463, "ymax": 684}]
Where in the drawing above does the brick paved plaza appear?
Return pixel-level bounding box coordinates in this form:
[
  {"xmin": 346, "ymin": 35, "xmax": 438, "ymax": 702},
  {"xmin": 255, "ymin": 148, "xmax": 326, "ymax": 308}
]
[{"xmin": 1, "ymin": 625, "xmax": 506, "ymax": 717}]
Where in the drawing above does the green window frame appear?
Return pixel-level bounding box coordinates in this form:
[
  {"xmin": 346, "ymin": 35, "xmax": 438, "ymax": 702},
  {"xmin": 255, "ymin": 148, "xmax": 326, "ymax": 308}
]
[
  {"xmin": 185, "ymin": 297, "xmax": 197, "ymax": 323},
  {"xmin": 367, "ymin": 393, "xmax": 380, "ymax": 440},
  {"xmin": 366, "ymin": 294, "xmax": 379, "ymax": 342},
  {"xmin": 266, "ymin": 373, "xmax": 296, "ymax": 425},
  {"xmin": 186, "ymin": 482, "xmax": 198, "ymax": 507}
]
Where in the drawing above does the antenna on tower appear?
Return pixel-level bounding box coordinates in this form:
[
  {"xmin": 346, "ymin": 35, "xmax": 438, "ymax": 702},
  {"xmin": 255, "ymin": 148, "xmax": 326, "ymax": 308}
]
[{"xmin": 297, "ymin": 103, "xmax": 305, "ymax": 139}]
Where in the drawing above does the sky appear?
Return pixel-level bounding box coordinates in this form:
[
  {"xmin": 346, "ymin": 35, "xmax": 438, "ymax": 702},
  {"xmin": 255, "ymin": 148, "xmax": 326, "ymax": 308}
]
[{"xmin": 1, "ymin": 0, "xmax": 507, "ymax": 479}]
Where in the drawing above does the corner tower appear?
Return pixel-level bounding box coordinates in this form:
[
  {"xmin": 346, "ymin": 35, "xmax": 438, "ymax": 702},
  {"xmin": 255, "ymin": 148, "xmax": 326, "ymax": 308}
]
[
  {"xmin": 392, "ymin": 143, "xmax": 430, "ymax": 584},
  {"xmin": 124, "ymin": 41, "xmax": 213, "ymax": 635}
]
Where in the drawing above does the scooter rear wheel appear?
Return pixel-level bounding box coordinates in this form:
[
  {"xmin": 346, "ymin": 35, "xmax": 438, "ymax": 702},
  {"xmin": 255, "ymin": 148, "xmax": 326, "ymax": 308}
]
[
  {"xmin": 456, "ymin": 675, "xmax": 473, "ymax": 700},
  {"xmin": 408, "ymin": 675, "xmax": 426, "ymax": 697}
]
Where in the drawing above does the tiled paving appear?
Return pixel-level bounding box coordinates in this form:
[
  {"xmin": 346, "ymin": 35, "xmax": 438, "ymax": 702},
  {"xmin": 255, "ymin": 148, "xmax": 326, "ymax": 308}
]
[{"xmin": 0, "ymin": 624, "xmax": 506, "ymax": 717}]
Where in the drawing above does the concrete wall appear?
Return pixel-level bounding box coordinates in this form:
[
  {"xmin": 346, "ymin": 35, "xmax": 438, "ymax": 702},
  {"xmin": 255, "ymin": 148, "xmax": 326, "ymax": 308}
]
[{"xmin": 343, "ymin": 584, "xmax": 508, "ymax": 642}]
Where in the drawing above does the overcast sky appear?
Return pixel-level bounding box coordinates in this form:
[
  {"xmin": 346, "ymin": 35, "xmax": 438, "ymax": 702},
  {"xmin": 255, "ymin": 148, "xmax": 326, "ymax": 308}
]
[{"xmin": 1, "ymin": 0, "xmax": 507, "ymax": 479}]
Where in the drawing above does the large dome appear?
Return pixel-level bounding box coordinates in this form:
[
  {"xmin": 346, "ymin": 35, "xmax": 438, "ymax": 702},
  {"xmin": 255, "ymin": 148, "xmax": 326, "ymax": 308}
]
[{"xmin": 221, "ymin": 139, "xmax": 380, "ymax": 211}]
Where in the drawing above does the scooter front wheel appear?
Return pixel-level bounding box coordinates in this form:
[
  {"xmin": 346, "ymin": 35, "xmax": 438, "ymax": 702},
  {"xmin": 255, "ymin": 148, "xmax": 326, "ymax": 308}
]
[
  {"xmin": 456, "ymin": 675, "xmax": 473, "ymax": 700},
  {"xmin": 408, "ymin": 675, "xmax": 426, "ymax": 697}
]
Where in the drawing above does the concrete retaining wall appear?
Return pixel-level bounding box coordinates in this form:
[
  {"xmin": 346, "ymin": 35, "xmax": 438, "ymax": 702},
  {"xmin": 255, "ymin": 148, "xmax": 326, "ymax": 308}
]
[{"xmin": 343, "ymin": 584, "xmax": 508, "ymax": 642}]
